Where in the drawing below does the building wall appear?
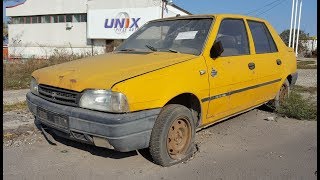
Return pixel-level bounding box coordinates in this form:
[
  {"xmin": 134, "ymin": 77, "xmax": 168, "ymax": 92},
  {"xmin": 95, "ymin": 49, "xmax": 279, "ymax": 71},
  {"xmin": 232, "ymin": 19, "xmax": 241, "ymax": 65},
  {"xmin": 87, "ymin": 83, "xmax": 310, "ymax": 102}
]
[
  {"xmin": 302, "ymin": 39, "xmax": 317, "ymax": 52},
  {"xmin": 6, "ymin": 0, "xmax": 190, "ymax": 59},
  {"xmin": 6, "ymin": 0, "xmax": 87, "ymax": 16}
]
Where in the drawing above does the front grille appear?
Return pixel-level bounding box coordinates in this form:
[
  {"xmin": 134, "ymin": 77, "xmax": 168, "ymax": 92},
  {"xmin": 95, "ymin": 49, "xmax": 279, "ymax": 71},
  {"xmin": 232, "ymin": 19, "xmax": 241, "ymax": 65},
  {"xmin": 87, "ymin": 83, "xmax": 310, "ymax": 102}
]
[{"xmin": 38, "ymin": 84, "xmax": 80, "ymax": 106}]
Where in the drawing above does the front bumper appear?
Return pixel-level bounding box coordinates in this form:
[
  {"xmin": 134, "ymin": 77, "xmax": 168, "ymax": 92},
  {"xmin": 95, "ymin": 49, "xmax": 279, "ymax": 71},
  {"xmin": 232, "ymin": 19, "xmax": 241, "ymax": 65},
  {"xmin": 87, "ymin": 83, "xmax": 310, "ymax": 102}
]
[{"xmin": 26, "ymin": 92, "xmax": 161, "ymax": 152}]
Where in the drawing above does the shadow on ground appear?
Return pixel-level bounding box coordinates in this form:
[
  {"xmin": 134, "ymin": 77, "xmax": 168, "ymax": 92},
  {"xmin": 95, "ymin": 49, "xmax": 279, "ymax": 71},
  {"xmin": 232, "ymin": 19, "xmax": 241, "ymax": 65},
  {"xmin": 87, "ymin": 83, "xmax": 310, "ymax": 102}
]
[{"xmin": 34, "ymin": 120, "xmax": 154, "ymax": 163}]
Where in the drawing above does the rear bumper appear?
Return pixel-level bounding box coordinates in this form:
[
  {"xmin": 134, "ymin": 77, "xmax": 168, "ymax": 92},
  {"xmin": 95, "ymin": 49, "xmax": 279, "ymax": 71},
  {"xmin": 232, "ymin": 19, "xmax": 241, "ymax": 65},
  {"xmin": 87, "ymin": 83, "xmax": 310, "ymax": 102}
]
[
  {"xmin": 290, "ymin": 72, "xmax": 298, "ymax": 86},
  {"xmin": 26, "ymin": 92, "xmax": 161, "ymax": 152}
]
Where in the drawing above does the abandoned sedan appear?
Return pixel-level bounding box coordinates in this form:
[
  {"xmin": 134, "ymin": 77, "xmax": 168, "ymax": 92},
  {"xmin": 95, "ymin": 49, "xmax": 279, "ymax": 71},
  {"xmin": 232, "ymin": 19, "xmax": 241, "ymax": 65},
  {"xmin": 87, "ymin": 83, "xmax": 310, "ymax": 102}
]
[{"xmin": 27, "ymin": 14, "xmax": 297, "ymax": 166}]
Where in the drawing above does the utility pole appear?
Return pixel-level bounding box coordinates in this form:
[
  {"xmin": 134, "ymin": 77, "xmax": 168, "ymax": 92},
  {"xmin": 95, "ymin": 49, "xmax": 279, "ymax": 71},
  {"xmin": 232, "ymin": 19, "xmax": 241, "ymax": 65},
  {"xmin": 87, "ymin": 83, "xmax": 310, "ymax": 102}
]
[
  {"xmin": 295, "ymin": 0, "xmax": 302, "ymax": 56},
  {"xmin": 292, "ymin": 0, "xmax": 298, "ymax": 50},
  {"xmin": 288, "ymin": 0, "xmax": 295, "ymax": 47}
]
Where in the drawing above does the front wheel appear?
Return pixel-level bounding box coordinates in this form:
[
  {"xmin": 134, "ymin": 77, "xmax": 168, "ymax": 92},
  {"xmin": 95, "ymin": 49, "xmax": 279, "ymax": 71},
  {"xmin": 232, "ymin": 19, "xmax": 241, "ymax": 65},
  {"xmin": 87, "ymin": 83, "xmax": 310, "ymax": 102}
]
[{"xmin": 149, "ymin": 104, "xmax": 196, "ymax": 167}]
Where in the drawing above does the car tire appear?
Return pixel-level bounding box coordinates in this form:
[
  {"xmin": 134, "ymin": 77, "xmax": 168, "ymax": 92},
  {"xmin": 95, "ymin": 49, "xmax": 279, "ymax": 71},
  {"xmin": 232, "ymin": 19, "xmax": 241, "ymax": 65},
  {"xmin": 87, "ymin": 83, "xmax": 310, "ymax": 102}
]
[
  {"xmin": 267, "ymin": 79, "xmax": 290, "ymax": 110},
  {"xmin": 149, "ymin": 104, "xmax": 196, "ymax": 167}
]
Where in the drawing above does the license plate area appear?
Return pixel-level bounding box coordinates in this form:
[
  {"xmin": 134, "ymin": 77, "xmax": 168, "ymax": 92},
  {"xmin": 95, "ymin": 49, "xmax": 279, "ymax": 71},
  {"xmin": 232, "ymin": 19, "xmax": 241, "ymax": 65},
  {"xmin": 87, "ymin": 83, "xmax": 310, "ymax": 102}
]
[{"xmin": 37, "ymin": 107, "xmax": 69, "ymax": 130}]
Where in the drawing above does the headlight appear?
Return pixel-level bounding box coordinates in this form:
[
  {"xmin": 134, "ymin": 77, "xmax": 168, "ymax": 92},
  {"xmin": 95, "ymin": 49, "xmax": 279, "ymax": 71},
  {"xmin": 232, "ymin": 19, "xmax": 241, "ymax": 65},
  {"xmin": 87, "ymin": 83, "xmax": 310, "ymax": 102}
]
[
  {"xmin": 79, "ymin": 90, "xmax": 129, "ymax": 113},
  {"xmin": 30, "ymin": 77, "xmax": 39, "ymax": 95}
]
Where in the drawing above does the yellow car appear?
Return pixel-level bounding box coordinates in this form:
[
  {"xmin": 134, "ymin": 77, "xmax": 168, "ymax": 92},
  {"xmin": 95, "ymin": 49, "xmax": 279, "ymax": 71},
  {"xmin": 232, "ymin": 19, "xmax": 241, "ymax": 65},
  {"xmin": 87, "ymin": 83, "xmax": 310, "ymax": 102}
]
[{"xmin": 27, "ymin": 14, "xmax": 297, "ymax": 166}]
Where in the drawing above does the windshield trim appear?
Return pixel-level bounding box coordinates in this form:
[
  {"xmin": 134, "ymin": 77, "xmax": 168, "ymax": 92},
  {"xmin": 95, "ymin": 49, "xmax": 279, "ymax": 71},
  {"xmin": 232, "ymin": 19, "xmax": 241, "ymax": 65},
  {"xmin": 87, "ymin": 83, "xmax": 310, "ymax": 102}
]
[{"xmin": 115, "ymin": 17, "xmax": 215, "ymax": 56}]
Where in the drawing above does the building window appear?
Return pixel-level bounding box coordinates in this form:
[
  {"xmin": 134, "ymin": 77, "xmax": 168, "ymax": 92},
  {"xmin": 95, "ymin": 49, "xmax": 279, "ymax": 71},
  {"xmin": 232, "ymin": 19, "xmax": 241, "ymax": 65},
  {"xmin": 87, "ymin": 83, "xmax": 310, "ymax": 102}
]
[
  {"xmin": 41, "ymin": 16, "xmax": 50, "ymax": 23},
  {"xmin": 73, "ymin": 14, "xmax": 80, "ymax": 22},
  {"xmin": 51, "ymin": 15, "xmax": 58, "ymax": 23},
  {"xmin": 10, "ymin": 13, "xmax": 87, "ymax": 24},
  {"xmin": 12, "ymin": 17, "xmax": 19, "ymax": 24},
  {"xmin": 66, "ymin": 14, "xmax": 72, "ymax": 22},
  {"xmin": 58, "ymin": 15, "xmax": 65, "ymax": 23},
  {"xmin": 80, "ymin": 14, "xmax": 87, "ymax": 22},
  {"xmin": 31, "ymin": 16, "xmax": 38, "ymax": 23},
  {"xmin": 25, "ymin": 17, "xmax": 31, "ymax": 24}
]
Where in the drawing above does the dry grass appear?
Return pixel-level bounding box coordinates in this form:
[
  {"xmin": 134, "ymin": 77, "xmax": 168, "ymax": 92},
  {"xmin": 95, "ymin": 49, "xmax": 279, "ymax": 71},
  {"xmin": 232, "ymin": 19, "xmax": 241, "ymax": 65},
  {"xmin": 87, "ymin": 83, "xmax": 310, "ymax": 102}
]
[
  {"xmin": 3, "ymin": 101, "xmax": 28, "ymax": 113},
  {"xmin": 3, "ymin": 53, "xmax": 89, "ymax": 90},
  {"xmin": 297, "ymin": 60, "xmax": 317, "ymax": 69}
]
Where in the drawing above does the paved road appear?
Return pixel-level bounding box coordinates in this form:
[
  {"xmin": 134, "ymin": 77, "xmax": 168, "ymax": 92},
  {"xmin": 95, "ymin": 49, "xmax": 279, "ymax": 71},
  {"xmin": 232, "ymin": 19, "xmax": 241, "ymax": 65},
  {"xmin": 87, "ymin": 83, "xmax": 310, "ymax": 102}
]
[{"xmin": 3, "ymin": 109, "xmax": 317, "ymax": 180}]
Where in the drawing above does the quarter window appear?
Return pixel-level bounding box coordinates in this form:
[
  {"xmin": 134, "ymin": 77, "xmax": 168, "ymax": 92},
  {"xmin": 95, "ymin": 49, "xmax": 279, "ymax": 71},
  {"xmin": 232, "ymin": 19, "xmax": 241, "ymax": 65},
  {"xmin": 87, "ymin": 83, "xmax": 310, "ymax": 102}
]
[
  {"xmin": 248, "ymin": 21, "xmax": 278, "ymax": 54},
  {"xmin": 215, "ymin": 19, "xmax": 250, "ymax": 57}
]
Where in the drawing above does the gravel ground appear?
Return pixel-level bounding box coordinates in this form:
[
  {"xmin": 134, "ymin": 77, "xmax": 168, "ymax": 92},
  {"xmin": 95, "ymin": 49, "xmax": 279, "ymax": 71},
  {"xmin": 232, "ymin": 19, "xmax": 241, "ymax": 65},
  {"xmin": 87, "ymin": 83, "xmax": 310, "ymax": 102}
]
[
  {"xmin": 296, "ymin": 69, "xmax": 317, "ymax": 87},
  {"xmin": 3, "ymin": 89, "xmax": 29, "ymax": 105}
]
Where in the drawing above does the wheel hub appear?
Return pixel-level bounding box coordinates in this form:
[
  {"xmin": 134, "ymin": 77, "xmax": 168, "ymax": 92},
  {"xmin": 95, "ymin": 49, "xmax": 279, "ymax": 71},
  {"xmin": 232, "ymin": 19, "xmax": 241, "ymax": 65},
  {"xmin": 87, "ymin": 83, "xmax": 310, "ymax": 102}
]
[{"xmin": 167, "ymin": 118, "xmax": 191, "ymax": 159}]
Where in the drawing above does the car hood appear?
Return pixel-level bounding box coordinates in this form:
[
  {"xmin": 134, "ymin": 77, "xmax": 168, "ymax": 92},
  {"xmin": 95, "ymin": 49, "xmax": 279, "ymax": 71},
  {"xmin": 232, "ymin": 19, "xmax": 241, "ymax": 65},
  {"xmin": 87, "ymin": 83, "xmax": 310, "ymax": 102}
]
[{"xmin": 32, "ymin": 52, "xmax": 196, "ymax": 92}]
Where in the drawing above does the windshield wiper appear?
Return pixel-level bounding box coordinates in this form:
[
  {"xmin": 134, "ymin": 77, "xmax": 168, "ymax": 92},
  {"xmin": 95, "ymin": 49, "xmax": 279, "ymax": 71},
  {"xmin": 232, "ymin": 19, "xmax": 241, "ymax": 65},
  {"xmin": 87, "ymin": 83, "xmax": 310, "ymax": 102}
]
[
  {"xmin": 145, "ymin": 44, "xmax": 157, "ymax": 52},
  {"xmin": 167, "ymin": 48, "xmax": 179, "ymax": 53},
  {"xmin": 118, "ymin": 48, "xmax": 136, "ymax": 52}
]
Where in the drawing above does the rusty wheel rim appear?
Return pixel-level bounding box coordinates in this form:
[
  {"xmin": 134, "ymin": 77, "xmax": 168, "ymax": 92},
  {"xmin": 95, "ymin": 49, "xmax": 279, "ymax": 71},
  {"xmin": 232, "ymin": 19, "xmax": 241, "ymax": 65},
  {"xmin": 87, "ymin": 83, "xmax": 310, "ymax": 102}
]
[
  {"xmin": 279, "ymin": 84, "xmax": 288, "ymax": 105},
  {"xmin": 166, "ymin": 118, "xmax": 192, "ymax": 160}
]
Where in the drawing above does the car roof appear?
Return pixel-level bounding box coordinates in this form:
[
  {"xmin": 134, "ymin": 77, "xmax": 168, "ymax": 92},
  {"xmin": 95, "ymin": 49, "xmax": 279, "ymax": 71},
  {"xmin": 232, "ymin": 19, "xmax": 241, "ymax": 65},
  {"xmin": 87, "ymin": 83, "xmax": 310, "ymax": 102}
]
[{"xmin": 151, "ymin": 14, "xmax": 267, "ymax": 23}]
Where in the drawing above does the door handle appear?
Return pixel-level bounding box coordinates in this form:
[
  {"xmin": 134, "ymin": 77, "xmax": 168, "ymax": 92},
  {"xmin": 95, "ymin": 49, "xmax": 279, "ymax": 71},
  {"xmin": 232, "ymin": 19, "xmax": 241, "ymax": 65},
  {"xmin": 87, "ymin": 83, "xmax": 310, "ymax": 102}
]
[
  {"xmin": 248, "ymin": 62, "xmax": 255, "ymax": 70},
  {"xmin": 276, "ymin": 59, "xmax": 282, "ymax": 65},
  {"xmin": 211, "ymin": 68, "xmax": 218, "ymax": 77}
]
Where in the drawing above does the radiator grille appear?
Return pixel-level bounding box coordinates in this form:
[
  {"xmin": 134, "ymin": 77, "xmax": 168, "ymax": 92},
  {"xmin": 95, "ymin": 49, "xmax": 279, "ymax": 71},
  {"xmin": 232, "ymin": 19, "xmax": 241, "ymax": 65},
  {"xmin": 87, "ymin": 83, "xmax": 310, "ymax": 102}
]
[{"xmin": 38, "ymin": 84, "xmax": 80, "ymax": 106}]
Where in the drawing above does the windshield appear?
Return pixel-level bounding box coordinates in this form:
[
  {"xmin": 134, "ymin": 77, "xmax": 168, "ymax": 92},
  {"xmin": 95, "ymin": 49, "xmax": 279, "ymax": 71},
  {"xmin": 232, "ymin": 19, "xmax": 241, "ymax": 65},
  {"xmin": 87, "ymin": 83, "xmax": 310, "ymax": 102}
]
[{"xmin": 116, "ymin": 18, "xmax": 213, "ymax": 55}]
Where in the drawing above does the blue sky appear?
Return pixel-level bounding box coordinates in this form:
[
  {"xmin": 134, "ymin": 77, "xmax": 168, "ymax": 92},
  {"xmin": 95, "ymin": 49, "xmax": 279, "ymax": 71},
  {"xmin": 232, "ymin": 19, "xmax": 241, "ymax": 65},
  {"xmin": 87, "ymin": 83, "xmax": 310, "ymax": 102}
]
[
  {"xmin": 174, "ymin": 0, "xmax": 317, "ymax": 36},
  {"xmin": 3, "ymin": 0, "xmax": 317, "ymax": 36}
]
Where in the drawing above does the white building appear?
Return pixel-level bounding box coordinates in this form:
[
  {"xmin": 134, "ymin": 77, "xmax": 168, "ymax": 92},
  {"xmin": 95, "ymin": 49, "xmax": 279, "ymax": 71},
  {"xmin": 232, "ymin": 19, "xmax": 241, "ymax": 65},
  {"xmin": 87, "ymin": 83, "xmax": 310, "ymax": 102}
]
[
  {"xmin": 6, "ymin": 0, "xmax": 190, "ymax": 59},
  {"xmin": 301, "ymin": 37, "xmax": 317, "ymax": 52}
]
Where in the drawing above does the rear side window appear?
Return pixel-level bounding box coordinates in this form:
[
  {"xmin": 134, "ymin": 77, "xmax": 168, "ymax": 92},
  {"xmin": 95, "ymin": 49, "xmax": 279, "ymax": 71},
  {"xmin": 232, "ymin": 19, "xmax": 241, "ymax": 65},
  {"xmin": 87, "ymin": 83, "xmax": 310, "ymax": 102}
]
[
  {"xmin": 215, "ymin": 19, "xmax": 250, "ymax": 57},
  {"xmin": 248, "ymin": 21, "xmax": 278, "ymax": 54}
]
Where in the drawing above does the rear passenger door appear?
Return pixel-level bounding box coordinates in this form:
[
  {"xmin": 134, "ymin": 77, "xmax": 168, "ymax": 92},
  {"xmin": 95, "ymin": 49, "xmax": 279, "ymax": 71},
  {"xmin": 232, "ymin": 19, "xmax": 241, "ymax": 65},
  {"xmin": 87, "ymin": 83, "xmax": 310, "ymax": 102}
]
[{"xmin": 247, "ymin": 20, "xmax": 283, "ymax": 103}]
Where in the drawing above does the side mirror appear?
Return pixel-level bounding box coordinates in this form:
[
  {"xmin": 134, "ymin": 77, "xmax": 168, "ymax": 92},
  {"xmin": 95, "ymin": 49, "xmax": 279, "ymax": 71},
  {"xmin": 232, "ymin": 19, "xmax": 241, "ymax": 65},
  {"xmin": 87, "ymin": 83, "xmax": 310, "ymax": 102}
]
[{"xmin": 210, "ymin": 41, "xmax": 224, "ymax": 58}]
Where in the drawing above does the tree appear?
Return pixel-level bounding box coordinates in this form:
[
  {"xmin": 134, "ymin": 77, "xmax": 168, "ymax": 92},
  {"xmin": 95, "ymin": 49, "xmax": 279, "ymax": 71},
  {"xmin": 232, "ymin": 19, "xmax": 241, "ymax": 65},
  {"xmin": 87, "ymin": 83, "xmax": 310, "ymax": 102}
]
[
  {"xmin": 3, "ymin": 22, "xmax": 8, "ymax": 42},
  {"xmin": 279, "ymin": 29, "xmax": 309, "ymax": 53}
]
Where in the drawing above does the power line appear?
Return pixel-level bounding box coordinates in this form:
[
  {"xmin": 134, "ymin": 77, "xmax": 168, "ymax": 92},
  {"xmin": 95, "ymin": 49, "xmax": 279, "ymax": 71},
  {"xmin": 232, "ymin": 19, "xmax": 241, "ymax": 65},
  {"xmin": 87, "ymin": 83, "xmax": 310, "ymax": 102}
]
[
  {"xmin": 245, "ymin": 0, "xmax": 283, "ymax": 15},
  {"xmin": 256, "ymin": 0, "xmax": 289, "ymax": 16}
]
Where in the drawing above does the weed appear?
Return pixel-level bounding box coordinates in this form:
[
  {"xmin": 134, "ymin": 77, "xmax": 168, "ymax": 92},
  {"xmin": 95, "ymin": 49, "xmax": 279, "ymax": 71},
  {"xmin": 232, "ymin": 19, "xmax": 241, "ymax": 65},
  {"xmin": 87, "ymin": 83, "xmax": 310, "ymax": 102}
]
[
  {"xmin": 292, "ymin": 85, "xmax": 317, "ymax": 94},
  {"xmin": 276, "ymin": 91, "xmax": 317, "ymax": 120}
]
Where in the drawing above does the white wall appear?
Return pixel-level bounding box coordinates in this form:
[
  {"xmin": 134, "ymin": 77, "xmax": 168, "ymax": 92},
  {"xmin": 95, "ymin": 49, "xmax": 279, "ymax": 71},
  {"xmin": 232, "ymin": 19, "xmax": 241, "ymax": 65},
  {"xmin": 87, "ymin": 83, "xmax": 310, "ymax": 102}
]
[
  {"xmin": 9, "ymin": 23, "xmax": 88, "ymax": 47},
  {"xmin": 8, "ymin": 23, "xmax": 107, "ymax": 58},
  {"xmin": 6, "ymin": 0, "xmax": 87, "ymax": 16},
  {"xmin": 302, "ymin": 39, "xmax": 317, "ymax": 52},
  {"xmin": 88, "ymin": 0, "xmax": 161, "ymax": 9}
]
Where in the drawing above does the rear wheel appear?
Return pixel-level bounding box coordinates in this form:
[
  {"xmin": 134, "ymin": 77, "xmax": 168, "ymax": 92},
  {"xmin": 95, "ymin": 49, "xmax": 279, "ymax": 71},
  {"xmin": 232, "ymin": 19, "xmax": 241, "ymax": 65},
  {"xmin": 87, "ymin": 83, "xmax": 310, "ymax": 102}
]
[
  {"xmin": 149, "ymin": 104, "xmax": 196, "ymax": 167},
  {"xmin": 267, "ymin": 79, "xmax": 290, "ymax": 110}
]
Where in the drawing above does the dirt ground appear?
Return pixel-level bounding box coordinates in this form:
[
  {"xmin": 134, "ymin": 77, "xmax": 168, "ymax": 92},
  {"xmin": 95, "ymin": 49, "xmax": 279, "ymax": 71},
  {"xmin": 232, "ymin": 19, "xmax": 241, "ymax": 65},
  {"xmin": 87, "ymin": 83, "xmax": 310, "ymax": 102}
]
[{"xmin": 3, "ymin": 109, "xmax": 317, "ymax": 180}]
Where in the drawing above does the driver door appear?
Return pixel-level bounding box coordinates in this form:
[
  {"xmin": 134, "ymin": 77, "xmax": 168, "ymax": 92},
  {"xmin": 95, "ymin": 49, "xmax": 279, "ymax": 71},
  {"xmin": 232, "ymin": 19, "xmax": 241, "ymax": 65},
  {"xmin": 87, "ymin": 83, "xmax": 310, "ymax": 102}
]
[{"xmin": 204, "ymin": 18, "xmax": 256, "ymax": 121}]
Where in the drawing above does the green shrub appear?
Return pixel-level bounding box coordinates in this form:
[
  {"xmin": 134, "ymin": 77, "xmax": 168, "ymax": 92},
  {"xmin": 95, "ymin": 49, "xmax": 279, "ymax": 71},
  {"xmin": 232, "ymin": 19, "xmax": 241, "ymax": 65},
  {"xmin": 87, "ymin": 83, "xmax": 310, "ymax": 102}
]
[{"xmin": 276, "ymin": 91, "xmax": 317, "ymax": 120}]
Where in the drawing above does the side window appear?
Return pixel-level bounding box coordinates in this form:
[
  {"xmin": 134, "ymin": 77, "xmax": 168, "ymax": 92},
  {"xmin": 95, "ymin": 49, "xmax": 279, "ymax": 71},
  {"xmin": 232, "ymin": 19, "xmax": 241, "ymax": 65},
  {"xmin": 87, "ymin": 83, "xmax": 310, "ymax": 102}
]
[
  {"xmin": 215, "ymin": 19, "xmax": 250, "ymax": 57},
  {"xmin": 248, "ymin": 21, "xmax": 278, "ymax": 54}
]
